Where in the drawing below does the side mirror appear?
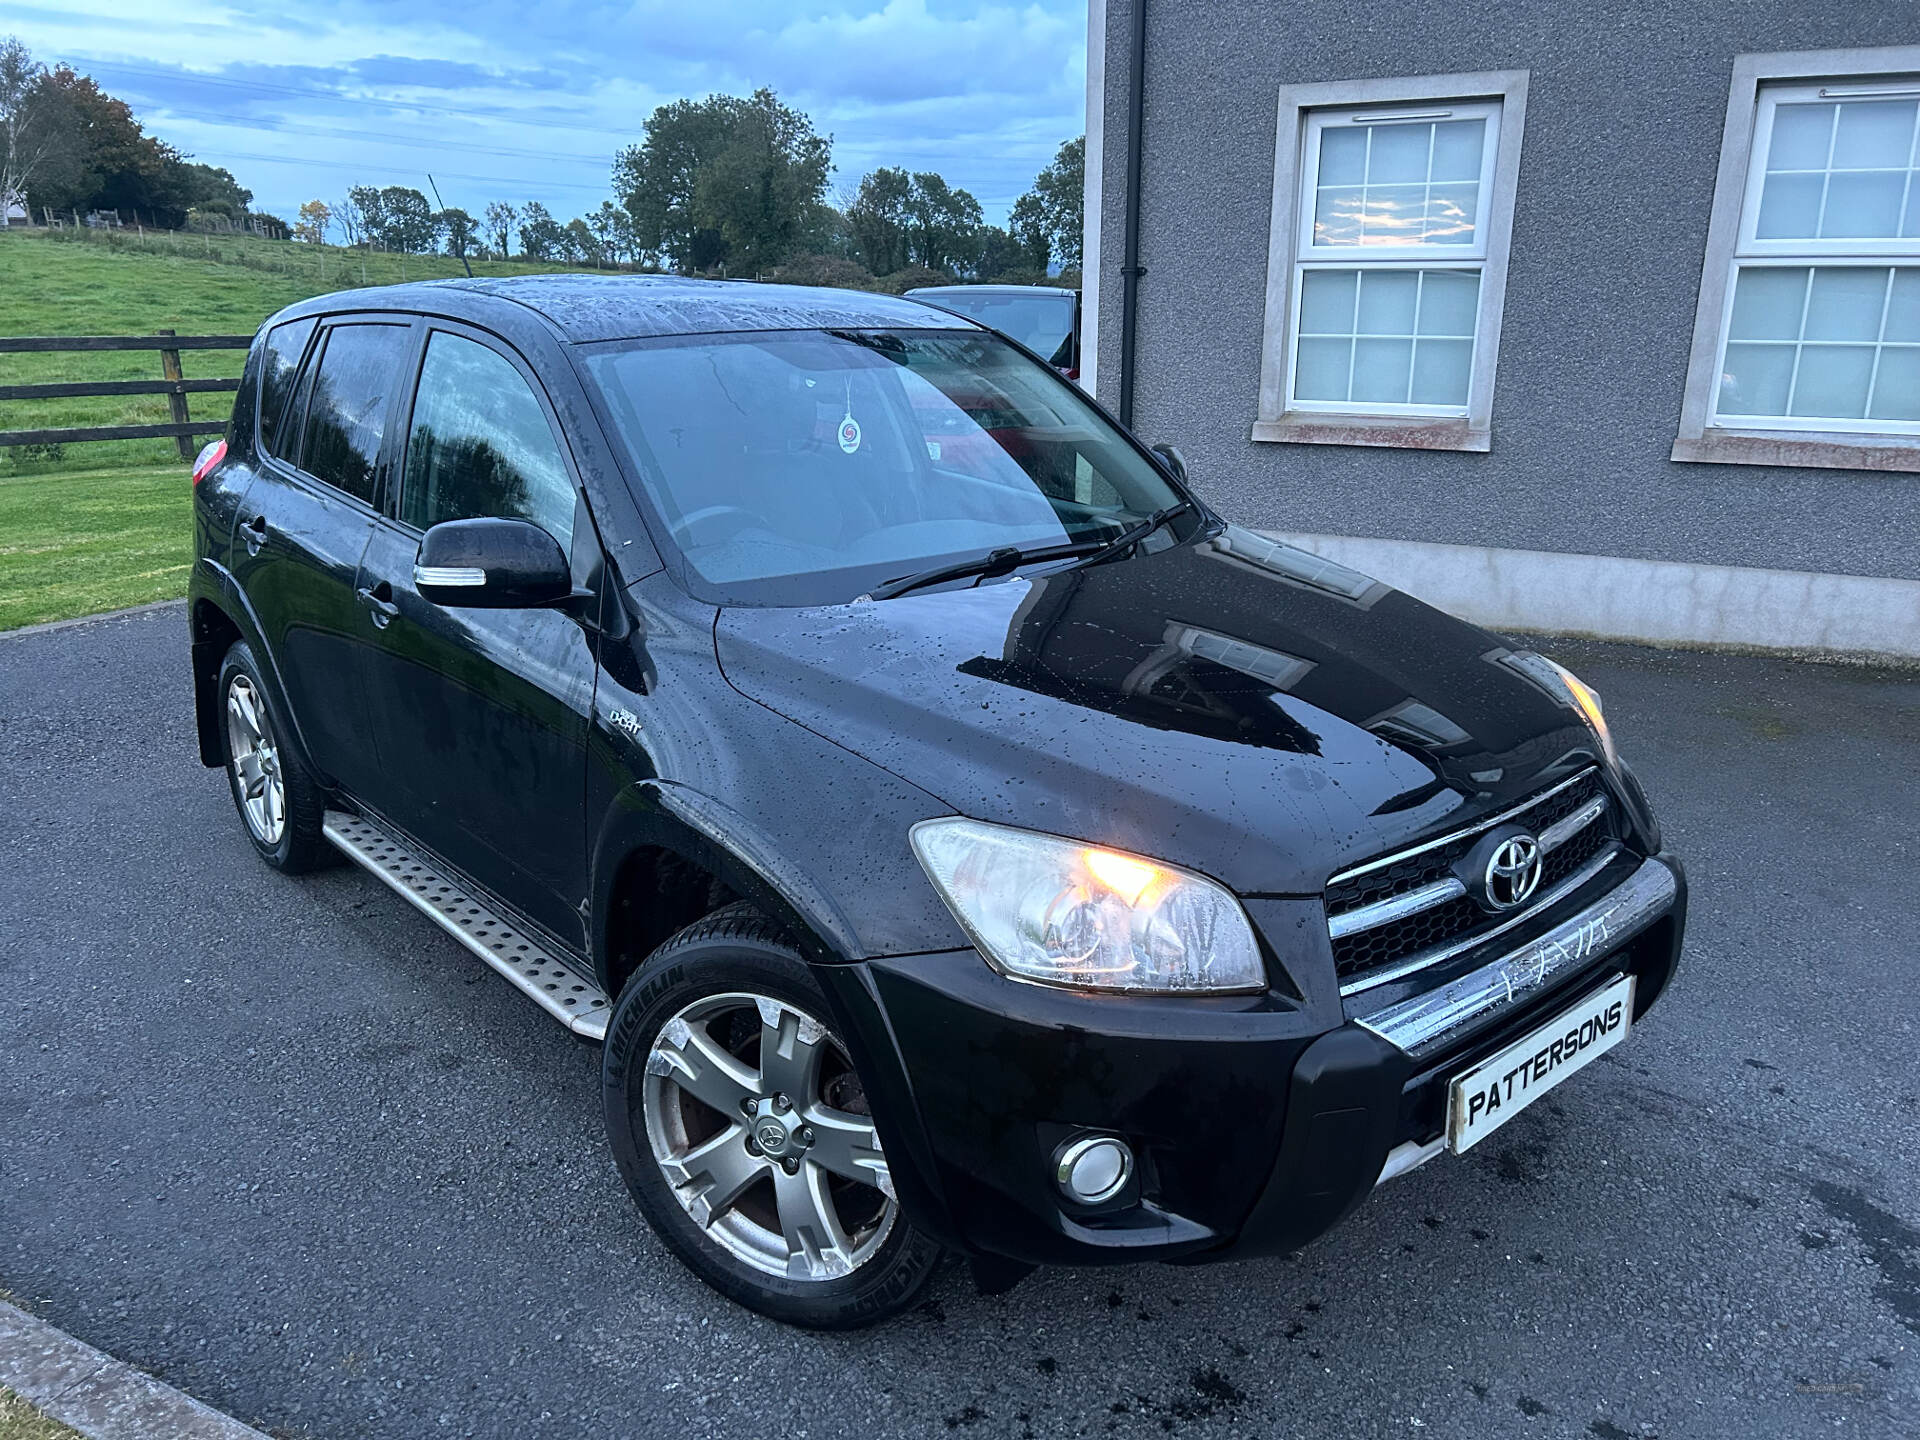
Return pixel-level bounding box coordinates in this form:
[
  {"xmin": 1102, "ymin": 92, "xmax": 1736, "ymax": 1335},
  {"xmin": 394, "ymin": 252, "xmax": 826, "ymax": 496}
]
[
  {"xmin": 1149, "ymin": 443, "xmax": 1189, "ymax": 486},
  {"xmin": 414, "ymin": 517, "xmax": 571, "ymax": 609}
]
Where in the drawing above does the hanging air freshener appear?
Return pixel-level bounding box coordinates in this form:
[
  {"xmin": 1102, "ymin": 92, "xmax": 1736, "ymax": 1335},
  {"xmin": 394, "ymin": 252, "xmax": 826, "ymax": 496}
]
[{"xmin": 838, "ymin": 378, "xmax": 862, "ymax": 455}]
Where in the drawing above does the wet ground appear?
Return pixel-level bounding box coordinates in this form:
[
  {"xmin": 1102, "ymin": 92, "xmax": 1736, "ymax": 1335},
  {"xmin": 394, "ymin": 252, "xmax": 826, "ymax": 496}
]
[{"xmin": 2, "ymin": 607, "xmax": 1915, "ymax": 1438}]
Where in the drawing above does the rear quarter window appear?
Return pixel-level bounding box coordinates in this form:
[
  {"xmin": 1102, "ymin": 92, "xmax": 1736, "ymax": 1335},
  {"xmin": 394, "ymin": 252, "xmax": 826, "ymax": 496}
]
[{"xmin": 256, "ymin": 316, "xmax": 317, "ymax": 459}]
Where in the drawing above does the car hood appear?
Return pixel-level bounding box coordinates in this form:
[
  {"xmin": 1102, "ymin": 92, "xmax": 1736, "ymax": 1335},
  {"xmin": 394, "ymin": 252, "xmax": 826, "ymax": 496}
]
[{"xmin": 714, "ymin": 526, "xmax": 1601, "ymax": 895}]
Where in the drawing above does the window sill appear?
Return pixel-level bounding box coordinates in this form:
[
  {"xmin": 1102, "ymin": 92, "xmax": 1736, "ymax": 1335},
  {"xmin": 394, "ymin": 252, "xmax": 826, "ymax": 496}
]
[
  {"xmin": 1251, "ymin": 412, "xmax": 1490, "ymax": 453},
  {"xmin": 1670, "ymin": 428, "xmax": 1920, "ymax": 473}
]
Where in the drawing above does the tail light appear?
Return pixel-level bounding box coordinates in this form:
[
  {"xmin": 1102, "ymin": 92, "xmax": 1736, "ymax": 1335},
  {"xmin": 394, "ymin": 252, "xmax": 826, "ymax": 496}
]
[{"xmin": 191, "ymin": 438, "xmax": 227, "ymax": 485}]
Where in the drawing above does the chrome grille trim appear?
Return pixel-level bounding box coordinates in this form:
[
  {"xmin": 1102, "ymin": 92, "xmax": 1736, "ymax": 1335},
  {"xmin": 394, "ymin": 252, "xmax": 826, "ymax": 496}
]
[
  {"xmin": 1326, "ymin": 767, "xmax": 1598, "ymax": 888},
  {"xmin": 1338, "ymin": 843, "xmax": 1623, "ymax": 997},
  {"xmin": 1327, "ymin": 876, "xmax": 1466, "ymax": 940},
  {"xmin": 1354, "ymin": 856, "xmax": 1678, "ymax": 1056},
  {"xmin": 1323, "ymin": 781, "xmax": 1609, "ymax": 953},
  {"xmin": 1539, "ymin": 795, "xmax": 1606, "ymax": 853}
]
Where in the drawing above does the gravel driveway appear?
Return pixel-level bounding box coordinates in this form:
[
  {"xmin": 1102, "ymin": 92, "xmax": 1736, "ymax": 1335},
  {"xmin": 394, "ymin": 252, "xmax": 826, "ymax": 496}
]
[{"xmin": 2, "ymin": 604, "xmax": 1915, "ymax": 1439}]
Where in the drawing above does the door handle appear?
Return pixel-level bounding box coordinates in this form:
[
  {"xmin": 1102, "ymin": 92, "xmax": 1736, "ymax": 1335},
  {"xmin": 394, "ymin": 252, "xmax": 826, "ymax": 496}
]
[
  {"xmin": 356, "ymin": 582, "xmax": 400, "ymax": 629},
  {"xmin": 240, "ymin": 513, "xmax": 268, "ymax": 556}
]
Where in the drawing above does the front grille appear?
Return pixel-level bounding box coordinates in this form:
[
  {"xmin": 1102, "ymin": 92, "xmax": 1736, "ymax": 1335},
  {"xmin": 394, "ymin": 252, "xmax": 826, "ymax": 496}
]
[
  {"xmin": 1332, "ymin": 892, "xmax": 1486, "ymax": 978},
  {"xmin": 1536, "ymin": 807, "xmax": 1612, "ymax": 889},
  {"xmin": 1327, "ymin": 771, "xmax": 1615, "ymax": 985}
]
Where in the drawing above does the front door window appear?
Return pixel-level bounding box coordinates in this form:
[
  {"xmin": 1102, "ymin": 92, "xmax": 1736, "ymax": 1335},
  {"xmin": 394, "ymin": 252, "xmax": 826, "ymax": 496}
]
[{"xmin": 400, "ymin": 332, "xmax": 576, "ymax": 549}]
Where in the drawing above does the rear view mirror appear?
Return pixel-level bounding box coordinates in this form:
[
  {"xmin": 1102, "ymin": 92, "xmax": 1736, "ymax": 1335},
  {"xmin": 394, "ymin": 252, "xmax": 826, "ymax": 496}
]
[
  {"xmin": 414, "ymin": 517, "xmax": 571, "ymax": 609},
  {"xmin": 1149, "ymin": 443, "xmax": 1189, "ymax": 486}
]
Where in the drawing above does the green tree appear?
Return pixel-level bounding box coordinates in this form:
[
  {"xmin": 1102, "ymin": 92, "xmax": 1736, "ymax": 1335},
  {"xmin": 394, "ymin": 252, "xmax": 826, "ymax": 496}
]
[
  {"xmin": 374, "ymin": 185, "xmax": 437, "ymax": 252},
  {"xmin": 2, "ymin": 50, "xmax": 270, "ymax": 228},
  {"xmin": 588, "ymin": 199, "xmax": 632, "ymax": 265},
  {"xmin": 518, "ymin": 201, "xmax": 565, "ymax": 260},
  {"xmin": 438, "ymin": 206, "xmax": 477, "ymax": 258},
  {"xmin": 1, "ymin": 36, "xmax": 55, "ymax": 225},
  {"xmin": 613, "ymin": 96, "xmax": 729, "ymax": 271},
  {"xmin": 795, "ymin": 200, "xmax": 853, "ymax": 259},
  {"xmin": 848, "ymin": 168, "xmax": 983, "ymax": 276},
  {"xmin": 564, "ymin": 215, "xmax": 599, "ymax": 265},
  {"xmin": 178, "ymin": 162, "xmax": 249, "ymax": 218},
  {"xmin": 483, "ymin": 201, "xmax": 516, "ymax": 259},
  {"xmin": 903, "ymin": 171, "xmax": 982, "ymax": 274},
  {"xmin": 613, "ymin": 88, "xmax": 829, "ymax": 274},
  {"xmin": 1010, "ymin": 135, "xmax": 1084, "ymax": 272},
  {"xmin": 975, "ymin": 225, "xmax": 1034, "ymax": 281},
  {"xmin": 847, "ymin": 167, "xmax": 912, "ymax": 276},
  {"xmin": 342, "ymin": 185, "xmax": 384, "ymax": 247},
  {"xmin": 28, "ymin": 65, "xmax": 192, "ymax": 224},
  {"xmin": 693, "ymin": 89, "xmax": 832, "ymax": 273}
]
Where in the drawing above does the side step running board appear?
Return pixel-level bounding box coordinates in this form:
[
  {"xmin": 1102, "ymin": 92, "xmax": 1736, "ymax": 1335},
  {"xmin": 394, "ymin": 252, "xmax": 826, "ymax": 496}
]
[{"xmin": 322, "ymin": 811, "xmax": 612, "ymax": 1041}]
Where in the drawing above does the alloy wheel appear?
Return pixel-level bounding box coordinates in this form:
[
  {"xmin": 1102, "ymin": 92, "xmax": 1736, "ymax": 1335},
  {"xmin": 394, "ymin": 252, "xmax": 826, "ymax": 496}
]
[
  {"xmin": 642, "ymin": 991, "xmax": 896, "ymax": 1281},
  {"xmin": 225, "ymin": 673, "xmax": 286, "ymax": 846}
]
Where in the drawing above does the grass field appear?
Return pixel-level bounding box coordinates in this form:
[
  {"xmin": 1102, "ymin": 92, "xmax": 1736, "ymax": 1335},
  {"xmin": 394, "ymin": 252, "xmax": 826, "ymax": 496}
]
[
  {"xmin": 1, "ymin": 227, "xmax": 585, "ymax": 475},
  {"xmin": 0, "ymin": 1389, "xmax": 80, "ymax": 1440},
  {"xmin": 0, "ymin": 227, "xmax": 598, "ymax": 627},
  {"xmin": 0, "ymin": 463, "xmax": 189, "ymax": 630}
]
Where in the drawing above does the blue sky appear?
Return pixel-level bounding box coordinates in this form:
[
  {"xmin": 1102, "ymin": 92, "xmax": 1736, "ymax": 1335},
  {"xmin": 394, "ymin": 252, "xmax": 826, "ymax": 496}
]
[{"xmin": 6, "ymin": 0, "xmax": 1088, "ymax": 229}]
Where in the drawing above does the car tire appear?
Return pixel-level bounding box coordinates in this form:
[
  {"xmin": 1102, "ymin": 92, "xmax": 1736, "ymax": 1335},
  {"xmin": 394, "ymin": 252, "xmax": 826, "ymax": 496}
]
[
  {"xmin": 217, "ymin": 640, "xmax": 334, "ymax": 874},
  {"xmin": 602, "ymin": 902, "xmax": 943, "ymax": 1329}
]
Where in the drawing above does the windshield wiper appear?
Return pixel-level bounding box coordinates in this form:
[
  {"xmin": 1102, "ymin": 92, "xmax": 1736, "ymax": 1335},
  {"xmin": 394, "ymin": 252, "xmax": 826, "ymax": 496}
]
[
  {"xmin": 861, "ymin": 541, "xmax": 1100, "ymax": 603},
  {"xmin": 858, "ymin": 501, "xmax": 1195, "ymax": 602},
  {"xmin": 1072, "ymin": 500, "xmax": 1193, "ymax": 569}
]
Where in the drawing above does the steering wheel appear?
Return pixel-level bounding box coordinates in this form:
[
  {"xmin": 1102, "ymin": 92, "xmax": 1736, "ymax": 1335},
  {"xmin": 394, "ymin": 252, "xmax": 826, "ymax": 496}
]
[{"xmin": 674, "ymin": 505, "xmax": 762, "ymax": 546}]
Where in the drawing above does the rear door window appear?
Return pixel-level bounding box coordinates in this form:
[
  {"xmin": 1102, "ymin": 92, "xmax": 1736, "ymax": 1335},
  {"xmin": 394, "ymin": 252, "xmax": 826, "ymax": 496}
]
[
  {"xmin": 299, "ymin": 322, "xmax": 414, "ymax": 505},
  {"xmin": 256, "ymin": 316, "xmax": 316, "ymax": 458},
  {"xmin": 399, "ymin": 331, "xmax": 576, "ymax": 550}
]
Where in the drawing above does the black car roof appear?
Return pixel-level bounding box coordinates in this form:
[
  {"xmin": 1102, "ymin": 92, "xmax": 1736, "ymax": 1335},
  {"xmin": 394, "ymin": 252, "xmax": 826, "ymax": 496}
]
[
  {"xmin": 267, "ymin": 273, "xmax": 971, "ymax": 345},
  {"xmin": 905, "ymin": 284, "xmax": 1078, "ymax": 298}
]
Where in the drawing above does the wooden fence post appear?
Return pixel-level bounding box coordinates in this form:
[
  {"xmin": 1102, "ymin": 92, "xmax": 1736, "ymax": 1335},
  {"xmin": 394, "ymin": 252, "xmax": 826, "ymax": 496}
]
[{"xmin": 155, "ymin": 329, "xmax": 195, "ymax": 461}]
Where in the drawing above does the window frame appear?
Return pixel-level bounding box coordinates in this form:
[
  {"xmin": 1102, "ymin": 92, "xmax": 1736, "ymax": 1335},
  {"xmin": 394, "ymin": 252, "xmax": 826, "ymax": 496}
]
[
  {"xmin": 292, "ymin": 319, "xmax": 418, "ymax": 510},
  {"xmin": 387, "ymin": 319, "xmax": 587, "ymax": 554},
  {"xmin": 1294, "ymin": 100, "xmax": 1502, "ymax": 264},
  {"xmin": 1674, "ymin": 46, "xmax": 1920, "ymax": 472},
  {"xmin": 254, "ymin": 315, "xmax": 318, "ymax": 462},
  {"xmin": 1254, "ymin": 70, "xmax": 1529, "ymax": 453},
  {"xmin": 259, "ymin": 314, "xmax": 418, "ymax": 513}
]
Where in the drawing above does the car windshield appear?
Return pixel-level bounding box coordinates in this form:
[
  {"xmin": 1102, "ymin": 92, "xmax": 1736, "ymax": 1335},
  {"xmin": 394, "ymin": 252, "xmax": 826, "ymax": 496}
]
[
  {"xmin": 580, "ymin": 328, "xmax": 1182, "ymax": 606},
  {"xmin": 917, "ymin": 291, "xmax": 1076, "ymax": 366}
]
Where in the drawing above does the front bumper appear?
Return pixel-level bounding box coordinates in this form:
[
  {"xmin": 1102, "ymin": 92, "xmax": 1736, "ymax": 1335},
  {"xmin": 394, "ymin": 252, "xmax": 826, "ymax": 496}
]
[
  {"xmin": 818, "ymin": 851, "xmax": 1687, "ymax": 1267},
  {"xmin": 1224, "ymin": 852, "xmax": 1683, "ymax": 1259}
]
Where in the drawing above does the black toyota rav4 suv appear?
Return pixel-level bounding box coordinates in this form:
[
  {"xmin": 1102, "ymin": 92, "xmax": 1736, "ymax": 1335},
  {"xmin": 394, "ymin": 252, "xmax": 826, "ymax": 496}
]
[{"xmin": 189, "ymin": 275, "xmax": 1686, "ymax": 1329}]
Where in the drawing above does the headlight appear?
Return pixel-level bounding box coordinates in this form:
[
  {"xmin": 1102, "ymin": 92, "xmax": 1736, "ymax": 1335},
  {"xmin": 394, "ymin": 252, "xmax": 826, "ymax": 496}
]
[
  {"xmin": 910, "ymin": 818, "xmax": 1265, "ymax": 994},
  {"xmin": 1510, "ymin": 651, "xmax": 1618, "ymax": 767}
]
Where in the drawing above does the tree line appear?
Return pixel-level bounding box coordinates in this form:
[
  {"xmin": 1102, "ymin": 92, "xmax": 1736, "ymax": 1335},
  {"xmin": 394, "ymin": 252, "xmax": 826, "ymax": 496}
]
[
  {"xmin": 2, "ymin": 36, "xmax": 1084, "ymax": 288},
  {"xmin": 0, "ymin": 37, "xmax": 262, "ymax": 231},
  {"xmin": 604, "ymin": 88, "xmax": 1083, "ymax": 284},
  {"xmin": 302, "ymin": 90, "xmax": 1083, "ymax": 287}
]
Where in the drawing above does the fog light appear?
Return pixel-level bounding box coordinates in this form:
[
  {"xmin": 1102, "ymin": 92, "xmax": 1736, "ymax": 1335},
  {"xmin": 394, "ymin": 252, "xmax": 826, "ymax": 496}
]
[{"xmin": 1054, "ymin": 1135, "xmax": 1133, "ymax": 1205}]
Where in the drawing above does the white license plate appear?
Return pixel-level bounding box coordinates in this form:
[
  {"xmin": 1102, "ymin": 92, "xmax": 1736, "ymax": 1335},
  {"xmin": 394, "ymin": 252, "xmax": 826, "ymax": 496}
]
[{"xmin": 1446, "ymin": 974, "xmax": 1636, "ymax": 1153}]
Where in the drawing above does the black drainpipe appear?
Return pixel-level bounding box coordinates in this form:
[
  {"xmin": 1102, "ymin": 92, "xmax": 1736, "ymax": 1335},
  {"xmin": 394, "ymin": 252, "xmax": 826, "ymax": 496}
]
[{"xmin": 1116, "ymin": 0, "xmax": 1148, "ymax": 429}]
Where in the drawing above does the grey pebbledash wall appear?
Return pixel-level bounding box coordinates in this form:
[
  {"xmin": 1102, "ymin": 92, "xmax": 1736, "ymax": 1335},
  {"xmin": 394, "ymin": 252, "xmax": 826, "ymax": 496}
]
[{"xmin": 1087, "ymin": 0, "xmax": 1920, "ymax": 587}]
